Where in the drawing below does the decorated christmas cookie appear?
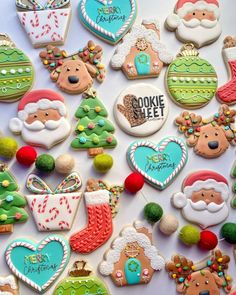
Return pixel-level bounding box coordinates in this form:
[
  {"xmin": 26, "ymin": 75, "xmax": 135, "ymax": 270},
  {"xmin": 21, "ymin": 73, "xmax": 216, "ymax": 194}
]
[
  {"xmin": 0, "ymin": 34, "xmax": 34, "ymax": 103},
  {"xmin": 127, "ymin": 137, "xmax": 188, "ymax": 190},
  {"xmin": 53, "ymin": 261, "xmax": 110, "ymax": 295},
  {"xmin": 71, "ymin": 89, "xmax": 117, "ymax": 157},
  {"xmin": 172, "ymin": 171, "xmax": 230, "ymax": 229},
  {"xmin": 16, "ymin": 0, "xmax": 71, "ymax": 48},
  {"xmin": 26, "ymin": 172, "xmax": 82, "ymax": 231},
  {"xmin": 78, "ymin": 0, "xmax": 137, "ymax": 45},
  {"xmin": 9, "ymin": 89, "xmax": 71, "ymax": 149},
  {"xmin": 175, "ymin": 104, "xmax": 236, "ymax": 158},
  {"xmin": 39, "ymin": 41, "xmax": 105, "ymax": 94},
  {"xmin": 166, "ymin": 44, "xmax": 218, "ymax": 109},
  {"xmin": 166, "ymin": 250, "xmax": 232, "ymax": 294},
  {"xmin": 99, "ymin": 221, "xmax": 165, "ymax": 287},
  {"xmin": 0, "ymin": 163, "xmax": 28, "ymax": 234},
  {"xmin": 165, "ymin": 0, "xmax": 222, "ymax": 48},
  {"xmin": 230, "ymin": 162, "xmax": 236, "ymax": 209},
  {"xmin": 111, "ymin": 19, "xmax": 173, "ymax": 79},
  {"xmin": 0, "ymin": 275, "xmax": 19, "ymax": 295},
  {"xmin": 114, "ymin": 84, "xmax": 169, "ymax": 137},
  {"xmin": 217, "ymin": 36, "xmax": 236, "ymax": 105}
]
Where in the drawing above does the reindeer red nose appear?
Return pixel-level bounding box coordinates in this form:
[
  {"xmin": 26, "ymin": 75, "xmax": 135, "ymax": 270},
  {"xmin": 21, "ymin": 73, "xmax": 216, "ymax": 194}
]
[
  {"xmin": 208, "ymin": 141, "xmax": 219, "ymax": 150},
  {"xmin": 68, "ymin": 76, "xmax": 79, "ymax": 84},
  {"xmin": 199, "ymin": 291, "xmax": 209, "ymax": 295}
]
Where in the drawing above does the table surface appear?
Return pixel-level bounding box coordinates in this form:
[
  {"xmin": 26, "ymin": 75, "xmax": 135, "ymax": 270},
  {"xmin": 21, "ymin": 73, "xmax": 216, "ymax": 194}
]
[{"xmin": 0, "ymin": 0, "xmax": 236, "ymax": 294}]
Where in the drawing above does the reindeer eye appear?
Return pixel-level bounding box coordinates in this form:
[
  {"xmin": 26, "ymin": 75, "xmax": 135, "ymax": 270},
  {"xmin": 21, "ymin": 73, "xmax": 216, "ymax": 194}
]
[
  {"xmin": 196, "ymin": 282, "xmax": 200, "ymax": 287},
  {"xmin": 204, "ymin": 134, "xmax": 208, "ymax": 138},
  {"xmin": 67, "ymin": 68, "xmax": 70, "ymax": 72},
  {"xmin": 34, "ymin": 115, "xmax": 37, "ymax": 118},
  {"xmin": 205, "ymin": 280, "xmax": 209, "ymax": 285},
  {"xmin": 215, "ymin": 132, "xmax": 219, "ymax": 136},
  {"xmin": 202, "ymin": 193, "xmax": 205, "ymax": 197},
  {"xmin": 193, "ymin": 12, "xmax": 196, "ymax": 15},
  {"xmin": 45, "ymin": 112, "xmax": 49, "ymax": 116},
  {"xmin": 211, "ymin": 194, "xmax": 214, "ymax": 198},
  {"xmin": 76, "ymin": 68, "xmax": 79, "ymax": 71}
]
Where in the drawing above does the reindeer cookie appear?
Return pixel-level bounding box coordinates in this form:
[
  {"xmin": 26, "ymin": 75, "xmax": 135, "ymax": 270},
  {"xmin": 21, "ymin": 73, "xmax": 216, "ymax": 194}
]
[
  {"xmin": 39, "ymin": 41, "xmax": 106, "ymax": 94},
  {"xmin": 0, "ymin": 275, "xmax": 19, "ymax": 295},
  {"xmin": 166, "ymin": 250, "xmax": 232, "ymax": 294},
  {"xmin": 175, "ymin": 104, "xmax": 236, "ymax": 158}
]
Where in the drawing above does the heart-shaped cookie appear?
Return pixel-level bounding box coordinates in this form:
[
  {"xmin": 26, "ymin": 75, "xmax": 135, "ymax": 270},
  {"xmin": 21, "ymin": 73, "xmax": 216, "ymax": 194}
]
[
  {"xmin": 78, "ymin": 0, "xmax": 137, "ymax": 44},
  {"xmin": 5, "ymin": 235, "xmax": 70, "ymax": 293},
  {"xmin": 127, "ymin": 137, "xmax": 188, "ymax": 190}
]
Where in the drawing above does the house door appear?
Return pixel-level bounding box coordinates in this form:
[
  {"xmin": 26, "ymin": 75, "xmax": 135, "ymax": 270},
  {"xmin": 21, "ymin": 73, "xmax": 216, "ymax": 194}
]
[
  {"xmin": 134, "ymin": 52, "xmax": 151, "ymax": 75},
  {"xmin": 125, "ymin": 258, "xmax": 141, "ymax": 285}
]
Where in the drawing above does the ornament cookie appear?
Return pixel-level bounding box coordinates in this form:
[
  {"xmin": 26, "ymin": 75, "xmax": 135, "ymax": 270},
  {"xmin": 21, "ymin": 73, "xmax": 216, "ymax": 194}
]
[
  {"xmin": 217, "ymin": 36, "xmax": 236, "ymax": 105},
  {"xmin": 9, "ymin": 89, "xmax": 71, "ymax": 149},
  {"xmin": 5, "ymin": 235, "xmax": 70, "ymax": 293},
  {"xmin": 39, "ymin": 41, "xmax": 105, "ymax": 94},
  {"xmin": 175, "ymin": 105, "xmax": 236, "ymax": 158},
  {"xmin": 71, "ymin": 89, "xmax": 117, "ymax": 157},
  {"xmin": 165, "ymin": 0, "xmax": 222, "ymax": 48},
  {"xmin": 53, "ymin": 261, "xmax": 110, "ymax": 295},
  {"xmin": 0, "ymin": 275, "xmax": 19, "ymax": 295},
  {"xmin": 172, "ymin": 171, "xmax": 230, "ymax": 229},
  {"xmin": 99, "ymin": 221, "xmax": 165, "ymax": 286},
  {"xmin": 114, "ymin": 84, "xmax": 169, "ymax": 137},
  {"xmin": 166, "ymin": 250, "xmax": 232, "ymax": 294},
  {"xmin": 0, "ymin": 34, "xmax": 34, "ymax": 103},
  {"xmin": 111, "ymin": 19, "xmax": 173, "ymax": 79},
  {"xmin": 78, "ymin": 0, "xmax": 137, "ymax": 45},
  {"xmin": 26, "ymin": 173, "xmax": 82, "ymax": 231},
  {"xmin": 16, "ymin": 0, "xmax": 71, "ymax": 48},
  {"xmin": 166, "ymin": 44, "xmax": 217, "ymax": 109},
  {"xmin": 0, "ymin": 163, "xmax": 28, "ymax": 234},
  {"xmin": 127, "ymin": 137, "xmax": 188, "ymax": 190}
]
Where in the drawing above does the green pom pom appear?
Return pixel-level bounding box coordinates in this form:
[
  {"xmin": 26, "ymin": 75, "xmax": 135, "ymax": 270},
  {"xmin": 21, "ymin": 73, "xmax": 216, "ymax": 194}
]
[
  {"xmin": 93, "ymin": 154, "xmax": 113, "ymax": 173},
  {"xmin": 179, "ymin": 225, "xmax": 200, "ymax": 246},
  {"xmin": 0, "ymin": 137, "xmax": 18, "ymax": 159},
  {"xmin": 35, "ymin": 154, "xmax": 55, "ymax": 172},
  {"xmin": 221, "ymin": 223, "xmax": 236, "ymax": 244},
  {"xmin": 144, "ymin": 202, "xmax": 163, "ymax": 223}
]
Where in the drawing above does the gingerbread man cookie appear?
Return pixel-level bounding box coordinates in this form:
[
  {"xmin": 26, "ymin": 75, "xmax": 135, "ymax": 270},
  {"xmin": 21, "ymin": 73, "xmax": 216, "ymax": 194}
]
[{"xmin": 0, "ymin": 275, "xmax": 19, "ymax": 295}]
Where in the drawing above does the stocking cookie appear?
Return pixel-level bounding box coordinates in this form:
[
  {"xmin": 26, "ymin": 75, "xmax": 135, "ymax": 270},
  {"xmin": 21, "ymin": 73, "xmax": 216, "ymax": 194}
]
[
  {"xmin": 114, "ymin": 84, "xmax": 169, "ymax": 136},
  {"xmin": 165, "ymin": 0, "xmax": 222, "ymax": 48},
  {"xmin": 99, "ymin": 221, "xmax": 165, "ymax": 287},
  {"xmin": 16, "ymin": 0, "xmax": 71, "ymax": 48},
  {"xmin": 175, "ymin": 105, "xmax": 236, "ymax": 158},
  {"xmin": 172, "ymin": 171, "xmax": 230, "ymax": 229},
  {"xmin": 166, "ymin": 250, "xmax": 232, "ymax": 294},
  {"xmin": 26, "ymin": 173, "xmax": 82, "ymax": 231},
  {"xmin": 111, "ymin": 19, "xmax": 173, "ymax": 79},
  {"xmin": 0, "ymin": 34, "xmax": 34, "ymax": 103},
  {"xmin": 9, "ymin": 89, "xmax": 71, "ymax": 149},
  {"xmin": 0, "ymin": 275, "xmax": 19, "ymax": 295},
  {"xmin": 166, "ymin": 44, "xmax": 218, "ymax": 109}
]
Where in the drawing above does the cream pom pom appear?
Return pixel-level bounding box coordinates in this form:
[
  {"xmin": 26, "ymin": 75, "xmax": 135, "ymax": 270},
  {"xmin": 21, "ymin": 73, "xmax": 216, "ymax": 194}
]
[
  {"xmin": 55, "ymin": 154, "xmax": 75, "ymax": 174},
  {"xmin": 159, "ymin": 214, "xmax": 179, "ymax": 235}
]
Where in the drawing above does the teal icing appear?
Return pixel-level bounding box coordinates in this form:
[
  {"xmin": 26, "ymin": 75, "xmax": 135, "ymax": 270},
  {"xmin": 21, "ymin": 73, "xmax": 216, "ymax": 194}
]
[
  {"xmin": 125, "ymin": 258, "xmax": 141, "ymax": 285},
  {"xmin": 134, "ymin": 52, "xmax": 150, "ymax": 75}
]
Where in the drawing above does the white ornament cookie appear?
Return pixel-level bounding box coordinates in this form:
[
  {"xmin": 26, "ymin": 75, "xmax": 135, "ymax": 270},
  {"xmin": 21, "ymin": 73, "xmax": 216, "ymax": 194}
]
[{"xmin": 114, "ymin": 84, "xmax": 169, "ymax": 137}]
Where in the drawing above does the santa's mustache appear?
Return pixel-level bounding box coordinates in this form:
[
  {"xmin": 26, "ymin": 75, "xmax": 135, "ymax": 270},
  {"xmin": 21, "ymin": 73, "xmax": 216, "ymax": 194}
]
[
  {"xmin": 189, "ymin": 200, "xmax": 225, "ymax": 212},
  {"xmin": 23, "ymin": 118, "xmax": 62, "ymax": 131},
  {"xmin": 182, "ymin": 18, "xmax": 218, "ymax": 28}
]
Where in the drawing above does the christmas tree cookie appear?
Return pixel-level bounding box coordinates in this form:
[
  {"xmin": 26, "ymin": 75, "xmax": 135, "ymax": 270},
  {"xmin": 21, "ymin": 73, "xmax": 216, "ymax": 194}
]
[{"xmin": 71, "ymin": 89, "xmax": 117, "ymax": 156}]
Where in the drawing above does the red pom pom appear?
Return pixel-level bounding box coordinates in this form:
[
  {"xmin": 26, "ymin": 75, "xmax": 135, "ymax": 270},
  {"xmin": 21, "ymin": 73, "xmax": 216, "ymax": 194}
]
[
  {"xmin": 124, "ymin": 172, "xmax": 144, "ymax": 193},
  {"xmin": 16, "ymin": 146, "xmax": 37, "ymax": 166},
  {"xmin": 198, "ymin": 230, "xmax": 218, "ymax": 250}
]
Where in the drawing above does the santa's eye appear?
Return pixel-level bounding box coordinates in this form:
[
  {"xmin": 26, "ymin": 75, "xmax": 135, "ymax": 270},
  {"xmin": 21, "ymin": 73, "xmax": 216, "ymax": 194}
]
[
  {"xmin": 215, "ymin": 132, "xmax": 219, "ymax": 136},
  {"xmin": 66, "ymin": 68, "xmax": 70, "ymax": 72},
  {"xmin": 202, "ymin": 193, "xmax": 205, "ymax": 197},
  {"xmin": 196, "ymin": 282, "xmax": 200, "ymax": 287},
  {"xmin": 34, "ymin": 115, "xmax": 37, "ymax": 118},
  {"xmin": 204, "ymin": 134, "xmax": 208, "ymax": 138},
  {"xmin": 211, "ymin": 194, "xmax": 214, "ymax": 198},
  {"xmin": 76, "ymin": 68, "xmax": 79, "ymax": 71},
  {"xmin": 203, "ymin": 13, "xmax": 206, "ymax": 16},
  {"xmin": 205, "ymin": 280, "xmax": 209, "ymax": 285},
  {"xmin": 193, "ymin": 12, "xmax": 196, "ymax": 15}
]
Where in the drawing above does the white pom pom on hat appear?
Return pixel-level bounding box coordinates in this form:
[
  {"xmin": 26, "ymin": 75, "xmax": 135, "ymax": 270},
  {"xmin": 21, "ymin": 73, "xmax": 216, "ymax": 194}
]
[{"xmin": 9, "ymin": 118, "xmax": 23, "ymax": 133}]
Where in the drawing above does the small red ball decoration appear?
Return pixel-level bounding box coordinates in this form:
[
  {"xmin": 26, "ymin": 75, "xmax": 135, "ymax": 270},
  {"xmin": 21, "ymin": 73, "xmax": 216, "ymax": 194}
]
[
  {"xmin": 124, "ymin": 172, "xmax": 144, "ymax": 193},
  {"xmin": 198, "ymin": 230, "xmax": 218, "ymax": 250},
  {"xmin": 16, "ymin": 146, "xmax": 37, "ymax": 166}
]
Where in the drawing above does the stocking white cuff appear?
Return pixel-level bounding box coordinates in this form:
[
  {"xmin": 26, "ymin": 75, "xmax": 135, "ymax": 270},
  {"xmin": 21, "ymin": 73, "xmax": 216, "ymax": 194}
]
[
  {"xmin": 224, "ymin": 47, "xmax": 236, "ymax": 62},
  {"xmin": 85, "ymin": 190, "xmax": 110, "ymax": 205}
]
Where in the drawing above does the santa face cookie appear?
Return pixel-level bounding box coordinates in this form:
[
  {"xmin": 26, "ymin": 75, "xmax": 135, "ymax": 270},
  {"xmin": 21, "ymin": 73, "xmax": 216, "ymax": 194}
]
[
  {"xmin": 166, "ymin": 44, "xmax": 218, "ymax": 109},
  {"xmin": 78, "ymin": 0, "xmax": 137, "ymax": 45},
  {"xmin": 16, "ymin": 0, "xmax": 71, "ymax": 48},
  {"xmin": 165, "ymin": 0, "xmax": 222, "ymax": 48},
  {"xmin": 0, "ymin": 34, "xmax": 34, "ymax": 103},
  {"xmin": 172, "ymin": 171, "xmax": 230, "ymax": 229},
  {"xmin": 99, "ymin": 221, "xmax": 165, "ymax": 287},
  {"xmin": 111, "ymin": 19, "xmax": 173, "ymax": 79},
  {"xmin": 175, "ymin": 105, "xmax": 236, "ymax": 158},
  {"xmin": 114, "ymin": 84, "xmax": 169, "ymax": 136},
  {"xmin": 9, "ymin": 89, "xmax": 71, "ymax": 149},
  {"xmin": 0, "ymin": 275, "xmax": 19, "ymax": 295}
]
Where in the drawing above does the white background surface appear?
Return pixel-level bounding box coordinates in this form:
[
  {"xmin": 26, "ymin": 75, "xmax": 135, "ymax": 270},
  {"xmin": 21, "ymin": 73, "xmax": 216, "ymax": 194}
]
[{"xmin": 0, "ymin": 0, "xmax": 236, "ymax": 294}]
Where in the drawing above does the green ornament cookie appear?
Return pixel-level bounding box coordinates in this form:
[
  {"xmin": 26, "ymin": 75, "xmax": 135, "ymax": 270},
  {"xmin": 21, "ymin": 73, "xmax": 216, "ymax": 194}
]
[
  {"xmin": 0, "ymin": 34, "xmax": 34, "ymax": 103},
  {"xmin": 166, "ymin": 44, "xmax": 218, "ymax": 109}
]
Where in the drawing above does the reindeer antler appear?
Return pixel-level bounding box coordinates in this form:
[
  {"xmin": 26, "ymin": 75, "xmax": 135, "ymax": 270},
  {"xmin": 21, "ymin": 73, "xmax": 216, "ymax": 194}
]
[{"xmin": 39, "ymin": 45, "xmax": 67, "ymax": 72}]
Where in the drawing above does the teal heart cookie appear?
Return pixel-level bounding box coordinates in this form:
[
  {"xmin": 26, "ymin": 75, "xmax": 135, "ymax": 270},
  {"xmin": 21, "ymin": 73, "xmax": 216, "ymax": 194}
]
[
  {"xmin": 78, "ymin": 0, "xmax": 137, "ymax": 44},
  {"xmin": 5, "ymin": 235, "xmax": 70, "ymax": 293},
  {"xmin": 127, "ymin": 137, "xmax": 188, "ymax": 190}
]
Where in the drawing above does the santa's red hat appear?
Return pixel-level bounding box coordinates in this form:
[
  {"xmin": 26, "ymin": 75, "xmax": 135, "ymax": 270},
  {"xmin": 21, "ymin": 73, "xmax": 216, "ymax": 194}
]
[
  {"xmin": 172, "ymin": 170, "xmax": 229, "ymax": 209},
  {"xmin": 176, "ymin": 0, "xmax": 220, "ymax": 18}
]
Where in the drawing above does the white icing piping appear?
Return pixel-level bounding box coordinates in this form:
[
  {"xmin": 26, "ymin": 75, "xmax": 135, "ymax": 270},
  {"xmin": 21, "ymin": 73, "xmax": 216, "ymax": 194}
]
[{"xmin": 0, "ymin": 275, "xmax": 17, "ymax": 290}]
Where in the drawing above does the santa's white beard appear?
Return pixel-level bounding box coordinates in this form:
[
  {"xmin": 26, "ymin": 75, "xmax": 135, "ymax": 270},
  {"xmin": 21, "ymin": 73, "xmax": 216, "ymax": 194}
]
[
  {"xmin": 181, "ymin": 199, "xmax": 229, "ymax": 229},
  {"xmin": 21, "ymin": 117, "xmax": 71, "ymax": 149},
  {"xmin": 176, "ymin": 20, "xmax": 222, "ymax": 47}
]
